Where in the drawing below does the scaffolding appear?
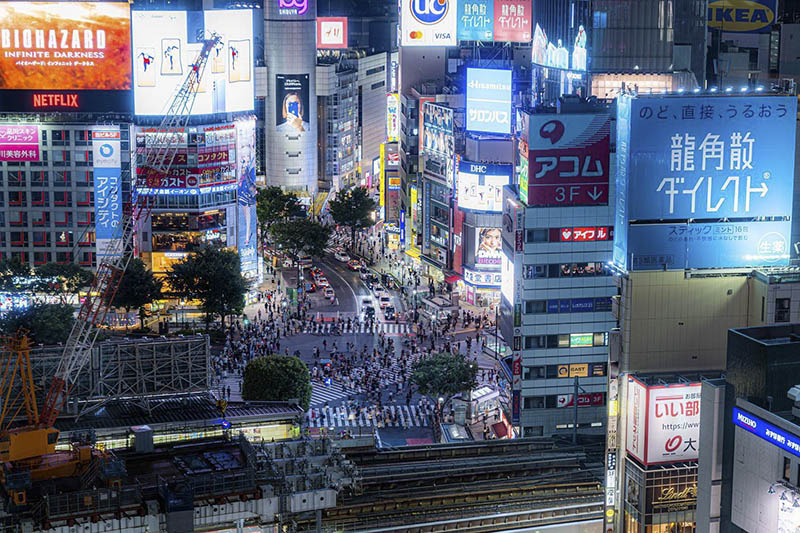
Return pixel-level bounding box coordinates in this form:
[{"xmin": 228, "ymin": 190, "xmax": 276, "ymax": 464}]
[{"xmin": 11, "ymin": 335, "xmax": 211, "ymax": 421}]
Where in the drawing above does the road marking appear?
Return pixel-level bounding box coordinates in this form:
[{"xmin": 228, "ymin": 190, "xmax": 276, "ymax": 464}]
[{"xmin": 321, "ymin": 258, "xmax": 360, "ymax": 316}]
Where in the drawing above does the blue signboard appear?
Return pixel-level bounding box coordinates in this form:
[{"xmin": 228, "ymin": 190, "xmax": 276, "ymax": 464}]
[
  {"xmin": 615, "ymin": 95, "xmax": 797, "ymax": 270},
  {"xmin": 546, "ymin": 297, "xmax": 612, "ymax": 314},
  {"xmin": 707, "ymin": 0, "xmax": 777, "ymax": 34},
  {"xmin": 466, "ymin": 67, "xmax": 512, "ymax": 135},
  {"xmin": 733, "ymin": 407, "xmax": 800, "ymax": 459},
  {"xmin": 458, "ymin": 0, "xmax": 493, "ymax": 41},
  {"xmin": 613, "ymin": 95, "xmax": 632, "ymax": 269},
  {"xmin": 92, "ymin": 126, "xmax": 122, "ymax": 260}
]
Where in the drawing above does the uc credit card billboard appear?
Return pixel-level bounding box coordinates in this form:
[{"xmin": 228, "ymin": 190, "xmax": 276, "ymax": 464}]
[
  {"xmin": 466, "ymin": 67, "xmax": 512, "ymax": 135},
  {"xmin": 401, "ymin": 0, "xmax": 457, "ymax": 46},
  {"xmin": 614, "ymin": 95, "xmax": 797, "ymax": 271}
]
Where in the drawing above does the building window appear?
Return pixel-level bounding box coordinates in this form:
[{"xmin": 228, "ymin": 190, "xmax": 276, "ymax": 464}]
[
  {"xmin": 524, "ymin": 300, "xmax": 547, "ymax": 314},
  {"xmin": 370, "ymin": 80, "xmax": 385, "ymax": 90},
  {"xmin": 8, "ymin": 191, "xmax": 26, "ymax": 207},
  {"xmin": 784, "ymin": 457, "xmax": 792, "ymax": 482},
  {"xmin": 523, "ymin": 396, "xmax": 544, "ymax": 409},
  {"xmin": 53, "ymin": 191, "xmax": 72, "ymax": 207},
  {"xmin": 54, "ymin": 170, "xmax": 72, "ymax": 187},
  {"xmin": 30, "ymin": 171, "xmax": 49, "ymax": 187},
  {"xmin": 525, "ymin": 229, "xmax": 548, "ymax": 242},
  {"xmin": 522, "ymin": 426, "xmax": 543, "ymax": 437},
  {"xmin": 365, "ymin": 65, "xmax": 385, "ymax": 76},
  {"xmin": 776, "ymin": 298, "xmax": 791, "ymax": 322},
  {"xmin": 7, "ymin": 170, "xmax": 26, "ymax": 187}
]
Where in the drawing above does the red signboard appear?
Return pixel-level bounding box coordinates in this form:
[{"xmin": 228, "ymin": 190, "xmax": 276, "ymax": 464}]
[
  {"xmin": 33, "ymin": 93, "xmax": 79, "ymax": 109},
  {"xmin": 560, "ymin": 226, "xmax": 612, "ymax": 242},
  {"xmin": 528, "ymin": 113, "xmax": 611, "ymax": 207},
  {"xmin": 493, "ymin": 0, "xmax": 532, "ymax": 42},
  {"xmin": 316, "ymin": 17, "xmax": 348, "ymax": 49},
  {"xmin": 556, "ymin": 392, "xmax": 605, "ymax": 408}
]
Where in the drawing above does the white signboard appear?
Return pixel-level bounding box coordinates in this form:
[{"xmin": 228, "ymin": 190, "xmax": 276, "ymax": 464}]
[
  {"xmin": 626, "ymin": 377, "xmax": 701, "ymax": 465},
  {"xmin": 401, "ymin": 0, "xmax": 457, "ymax": 47}
]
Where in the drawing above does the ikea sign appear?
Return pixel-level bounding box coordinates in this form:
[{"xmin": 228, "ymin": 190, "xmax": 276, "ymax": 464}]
[{"xmin": 707, "ymin": 0, "xmax": 776, "ymax": 33}]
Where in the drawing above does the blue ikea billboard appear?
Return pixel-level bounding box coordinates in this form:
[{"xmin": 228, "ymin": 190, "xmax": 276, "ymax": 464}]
[
  {"xmin": 466, "ymin": 67, "xmax": 512, "ymax": 135},
  {"xmin": 614, "ymin": 94, "xmax": 797, "ymax": 271}
]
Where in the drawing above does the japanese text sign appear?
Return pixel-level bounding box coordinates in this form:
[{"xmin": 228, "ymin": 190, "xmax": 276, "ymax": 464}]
[
  {"xmin": 466, "ymin": 67, "xmax": 512, "ymax": 135},
  {"xmin": 0, "ymin": 125, "xmax": 39, "ymax": 162},
  {"xmin": 92, "ymin": 125, "xmax": 122, "ymax": 260},
  {"xmin": 458, "ymin": 0, "xmax": 493, "ymax": 41},
  {"xmin": 492, "ymin": 0, "xmax": 531, "ymax": 42}
]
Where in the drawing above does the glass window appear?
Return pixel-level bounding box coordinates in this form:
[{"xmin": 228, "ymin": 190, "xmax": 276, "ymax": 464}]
[
  {"xmin": 524, "ymin": 300, "xmax": 547, "ymax": 314},
  {"xmin": 525, "ymin": 229, "xmax": 548, "ymax": 242},
  {"xmin": 784, "ymin": 457, "xmax": 791, "ymax": 482},
  {"xmin": 776, "ymin": 298, "xmax": 791, "ymax": 322}
]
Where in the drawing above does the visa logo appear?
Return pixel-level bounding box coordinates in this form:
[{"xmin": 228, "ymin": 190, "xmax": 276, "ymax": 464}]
[
  {"xmin": 707, "ymin": 0, "xmax": 774, "ymax": 32},
  {"xmin": 434, "ymin": 32, "xmax": 451, "ymax": 39}
]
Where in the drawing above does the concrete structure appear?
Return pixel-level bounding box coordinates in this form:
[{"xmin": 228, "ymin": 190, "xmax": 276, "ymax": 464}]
[{"xmin": 263, "ymin": 0, "xmax": 318, "ymax": 195}]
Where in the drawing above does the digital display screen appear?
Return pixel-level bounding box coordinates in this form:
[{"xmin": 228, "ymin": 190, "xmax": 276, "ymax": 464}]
[{"xmin": 466, "ymin": 67, "xmax": 512, "ymax": 134}]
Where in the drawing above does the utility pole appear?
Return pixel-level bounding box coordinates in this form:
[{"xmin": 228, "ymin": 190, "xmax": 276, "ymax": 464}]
[{"xmin": 573, "ymin": 376, "xmax": 579, "ymax": 445}]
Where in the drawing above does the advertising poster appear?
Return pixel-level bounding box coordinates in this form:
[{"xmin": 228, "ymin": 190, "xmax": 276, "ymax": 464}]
[
  {"xmin": 0, "ymin": 2, "xmax": 131, "ymax": 90},
  {"xmin": 0, "ymin": 125, "xmax": 39, "ymax": 162},
  {"xmin": 92, "ymin": 125, "xmax": 122, "ymax": 261},
  {"xmin": 236, "ymin": 118, "xmax": 258, "ymax": 280},
  {"xmin": 617, "ymin": 95, "xmax": 797, "ymax": 270},
  {"xmin": 707, "ymin": 0, "xmax": 776, "ymax": 33},
  {"xmin": 457, "ymin": 160, "xmax": 511, "ymax": 212},
  {"xmin": 401, "ymin": 0, "xmax": 457, "ymax": 46},
  {"xmin": 457, "ymin": 0, "xmax": 493, "ymax": 41},
  {"xmin": 475, "ymin": 227, "xmax": 502, "ymax": 266},
  {"xmin": 531, "ymin": 23, "xmax": 587, "ymax": 70},
  {"xmin": 422, "ymin": 102, "xmax": 455, "ymax": 186},
  {"xmin": 625, "ymin": 377, "xmax": 647, "ymax": 465},
  {"xmin": 492, "ymin": 0, "xmax": 531, "ymax": 42},
  {"xmin": 316, "ymin": 17, "xmax": 348, "ymax": 48},
  {"xmin": 386, "ymin": 93, "xmax": 400, "ymax": 141},
  {"xmin": 276, "ymin": 74, "xmax": 310, "ymax": 136},
  {"xmin": 466, "ymin": 67, "xmax": 512, "ymax": 135},
  {"xmin": 132, "ymin": 9, "xmax": 254, "ymax": 115},
  {"xmin": 418, "ymin": 97, "xmax": 435, "ymax": 153},
  {"xmin": 528, "ymin": 113, "xmax": 611, "ymax": 206}
]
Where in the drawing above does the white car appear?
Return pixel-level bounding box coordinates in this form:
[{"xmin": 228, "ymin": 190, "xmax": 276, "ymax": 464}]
[
  {"xmin": 334, "ymin": 251, "xmax": 350, "ymax": 263},
  {"xmin": 324, "ymin": 287, "xmax": 335, "ymax": 299}
]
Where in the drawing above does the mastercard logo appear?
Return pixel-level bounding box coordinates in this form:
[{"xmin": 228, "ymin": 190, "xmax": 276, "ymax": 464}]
[{"xmin": 409, "ymin": 31, "xmax": 423, "ymax": 39}]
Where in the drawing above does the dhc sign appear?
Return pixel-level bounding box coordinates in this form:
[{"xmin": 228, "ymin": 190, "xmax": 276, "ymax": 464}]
[
  {"xmin": 733, "ymin": 407, "xmax": 800, "ymax": 458},
  {"xmin": 707, "ymin": 0, "xmax": 776, "ymax": 33}
]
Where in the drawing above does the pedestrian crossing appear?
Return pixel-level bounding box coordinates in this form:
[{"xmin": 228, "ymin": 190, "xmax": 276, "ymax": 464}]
[
  {"xmin": 300, "ymin": 321, "xmax": 414, "ymax": 336},
  {"xmin": 306, "ymin": 403, "xmax": 433, "ymax": 428},
  {"xmin": 309, "ymin": 380, "xmax": 352, "ymax": 407}
]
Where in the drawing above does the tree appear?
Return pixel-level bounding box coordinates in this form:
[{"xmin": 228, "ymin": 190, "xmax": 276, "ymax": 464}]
[
  {"xmin": 111, "ymin": 258, "xmax": 163, "ymax": 331},
  {"xmin": 0, "ymin": 258, "xmax": 32, "ymax": 293},
  {"xmin": 241, "ymin": 355, "xmax": 312, "ymax": 410},
  {"xmin": 0, "ymin": 303, "xmax": 75, "ymax": 345},
  {"xmin": 270, "ymin": 219, "xmax": 331, "ymax": 304},
  {"xmin": 328, "ymin": 187, "xmax": 376, "ymax": 251},
  {"xmin": 168, "ymin": 246, "xmax": 247, "ymax": 328},
  {"xmin": 34, "ymin": 262, "xmax": 93, "ymax": 304},
  {"xmin": 256, "ymin": 187, "xmax": 304, "ymax": 239},
  {"xmin": 411, "ymin": 352, "xmax": 478, "ymax": 441}
]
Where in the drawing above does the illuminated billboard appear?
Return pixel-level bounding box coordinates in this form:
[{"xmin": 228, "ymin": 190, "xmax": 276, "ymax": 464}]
[
  {"xmin": 614, "ymin": 94, "xmax": 797, "ymax": 270},
  {"xmin": 132, "ymin": 9, "xmax": 254, "ymax": 116},
  {"xmin": 457, "ymin": 0, "xmax": 493, "ymax": 41},
  {"xmin": 275, "ymin": 74, "xmax": 310, "ymax": 136},
  {"xmin": 492, "ymin": 0, "xmax": 531, "ymax": 42},
  {"xmin": 401, "ymin": 0, "xmax": 457, "ymax": 47},
  {"xmin": 316, "ymin": 17, "xmax": 348, "ymax": 49},
  {"xmin": 475, "ymin": 227, "xmax": 502, "ymax": 266},
  {"xmin": 457, "ymin": 160, "xmax": 511, "ymax": 212},
  {"xmin": 93, "ymin": 125, "xmax": 122, "ymax": 261},
  {"xmin": 422, "ymin": 102, "xmax": 455, "ymax": 187},
  {"xmin": 626, "ymin": 377, "xmax": 701, "ymax": 465},
  {"xmin": 236, "ymin": 118, "xmax": 258, "ymax": 280},
  {"xmin": 0, "ymin": 125, "xmax": 39, "ymax": 161},
  {"xmin": 707, "ymin": 0, "xmax": 776, "ymax": 33},
  {"xmin": 532, "ymin": 23, "xmax": 587, "ymax": 71},
  {"xmin": 466, "ymin": 67, "xmax": 512, "ymax": 135},
  {"xmin": 0, "ymin": 1, "xmax": 131, "ymax": 111},
  {"xmin": 527, "ymin": 113, "xmax": 610, "ymax": 206},
  {"xmin": 386, "ymin": 93, "xmax": 400, "ymax": 141}
]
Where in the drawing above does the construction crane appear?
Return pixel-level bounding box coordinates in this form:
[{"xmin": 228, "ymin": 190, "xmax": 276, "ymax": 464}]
[{"xmin": 0, "ymin": 34, "xmax": 223, "ymax": 503}]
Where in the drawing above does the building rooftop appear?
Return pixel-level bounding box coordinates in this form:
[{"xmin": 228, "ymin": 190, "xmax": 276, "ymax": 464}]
[{"xmin": 730, "ymin": 324, "xmax": 800, "ymax": 347}]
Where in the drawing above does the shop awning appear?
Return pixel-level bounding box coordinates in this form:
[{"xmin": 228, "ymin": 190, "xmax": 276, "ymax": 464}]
[
  {"xmin": 445, "ymin": 274, "xmax": 461, "ymax": 284},
  {"xmin": 405, "ymin": 247, "xmax": 421, "ymax": 259}
]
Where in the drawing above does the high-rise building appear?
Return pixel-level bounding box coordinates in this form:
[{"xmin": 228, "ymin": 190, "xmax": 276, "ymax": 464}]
[{"xmin": 263, "ymin": 0, "xmax": 318, "ymax": 195}]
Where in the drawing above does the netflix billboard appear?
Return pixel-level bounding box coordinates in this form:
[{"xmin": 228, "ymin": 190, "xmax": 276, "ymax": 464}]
[{"xmin": 0, "ymin": 1, "xmax": 133, "ymax": 112}]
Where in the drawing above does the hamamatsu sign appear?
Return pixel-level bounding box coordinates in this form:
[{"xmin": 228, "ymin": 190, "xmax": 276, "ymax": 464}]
[{"xmin": 707, "ymin": 0, "xmax": 776, "ymax": 33}]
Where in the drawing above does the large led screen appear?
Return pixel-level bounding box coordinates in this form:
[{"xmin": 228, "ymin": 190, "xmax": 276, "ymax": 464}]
[
  {"xmin": 132, "ymin": 10, "xmax": 254, "ymax": 115},
  {"xmin": 457, "ymin": 159, "xmax": 511, "ymax": 212},
  {"xmin": 466, "ymin": 67, "xmax": 512, "ymax": 134},
  {"xmin": 0, "ymin": 1, "xmax": 131, "ymax": 90}
]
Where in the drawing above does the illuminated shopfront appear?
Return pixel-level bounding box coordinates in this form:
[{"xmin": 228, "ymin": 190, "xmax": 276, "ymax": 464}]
[{"xmin": 624, "ymin": 460, "xmax": 697, "ymax": 533}]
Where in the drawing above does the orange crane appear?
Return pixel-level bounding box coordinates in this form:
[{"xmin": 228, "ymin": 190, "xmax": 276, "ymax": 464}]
[{"xmin": 0, "ymin": 34, "xmax": 223, "ymax": 505}]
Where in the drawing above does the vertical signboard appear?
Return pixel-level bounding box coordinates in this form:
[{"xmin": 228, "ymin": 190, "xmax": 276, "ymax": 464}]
[
  {"xmin": 316, "ymin": 17, "xmax": 348, "ymax": 48},
  {"xmin": 466, "ymin": 67, "xmax": 512, "ymax": 135},
  {"xmin": 401, "ymin": 0, "xmax": 457, "ymax": 46},
  {"xmin": 492, "ymin": 0, "xmax": 531, "ymax": 42},
  {"xmin": 386, "ymin": 93, "xmax": 400, "ymax": 141},
  {"xmin": 617, "ymin": 95, "xmax": 797, "ymax": 271},
  {"xmin": 0, "ymin": 125, "xmax": 39, "ymax": 162},
  {"xmin": 422, "ymin": 103, "xmax": 455, "ymax": 187},
  {"xmin": 458, "ymin": 0, "xmax": 494, "ymax": 41},
  {"xmin": 418, "ymin": 97, "xmax": 435, "ymax": 153},
  {"xmin": 236, "ymin": 118, "xmax": 258, "ymax": 281},
  {"xmin": 276, "ymin": 74, "xmax": 311, "ymax": 137},
  {"xmin": 92, "ymin": 125, "xmax": 122, "ymax": 260},
  {"xmin": 625, "ymin": 376, "xmax": 647, "ymax": 465},
  {"xmin": 528, "ymin": 113, "xmax": 610, "ymax": 206}
]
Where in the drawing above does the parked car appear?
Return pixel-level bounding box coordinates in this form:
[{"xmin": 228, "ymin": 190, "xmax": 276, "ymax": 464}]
[{"xmin": 334, "ymin": 251, "xmax": 350, "ymax": 263}]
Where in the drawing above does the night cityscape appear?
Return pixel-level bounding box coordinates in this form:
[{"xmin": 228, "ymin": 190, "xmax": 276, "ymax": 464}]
[{"xmin": 0, "ymin": 0, "xmax": 796, "ymax": 531}]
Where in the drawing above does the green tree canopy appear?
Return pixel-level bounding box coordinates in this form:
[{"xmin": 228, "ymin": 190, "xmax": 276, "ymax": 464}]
[
  {"xmin": 167, "ymin": 246, "xmax": 247, "ymax": 328},
  {"xmin": 256, "ymin": 187, "xmax": 304, "ymax": 235},
  {"xmin": 0, "ymin": 258, "xmax": 32, "ymax": 292},
  {"xmin": 411, "ymin": 352, "xmax": 478, "ymax": 440},
  {"xmin": 328, "ymin": 187, "xmax": 376, "ymax": 250},
  {"xmin": 111, "ymin": 258, "xmax": 163, "ymax": 330},
  {"xmin": 34, "ymin": 262, "xmax": 93, "ymax": 303},
  {"xmin": 269, "ymin": 218, "xmax": 332, "ymax": 262},
  {"xmin": 241, "ymin": 355, "xmax": 312, "ymax": 410},
  {"xmin": 0, "ymin": 303, "xmax": 75, "ymax": 345}
]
